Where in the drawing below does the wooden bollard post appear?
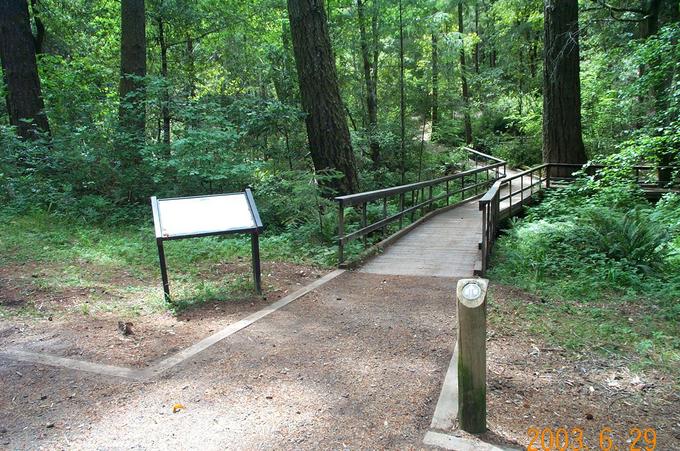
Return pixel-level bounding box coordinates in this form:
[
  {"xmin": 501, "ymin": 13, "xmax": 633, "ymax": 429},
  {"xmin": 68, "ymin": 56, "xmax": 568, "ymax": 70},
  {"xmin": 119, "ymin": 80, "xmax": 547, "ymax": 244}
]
[{"xmin": 456, "ymin": 278, "xmax": 489, "ymax": 434}]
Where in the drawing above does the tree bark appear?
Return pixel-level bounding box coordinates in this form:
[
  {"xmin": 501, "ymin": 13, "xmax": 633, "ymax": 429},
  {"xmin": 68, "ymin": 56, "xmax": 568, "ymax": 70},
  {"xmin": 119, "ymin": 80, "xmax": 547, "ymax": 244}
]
[
  {"xmin": 639, "ymin": 0, "xmax": 662, "ymax": 38},
  {"xmin": 119, "ymin": 0, "xmax": 146, "ymax": 148},
  {"xmin": 458, "ymin": 2, "xmax": 473, "ymax": 145},
  {"xmin": 0, "ymin": 0, "xmax": 50, "ymax": 140},
  {"xmin": 157, "ymin": 13, "xmax": 171, "ymax": 152},
  {"xmin": 29, "ymin": 0, "xmax": 45, "ymax": 54},
  {"xmin": 639, "ymin": 0, "xmax": 676, "ymax": 184},
  {"xmin": 431, "ymin": 32, "xmax": 439, "ymax": 130},
  {"xmin": 542, "ymin": 0, "xmax": 586, "ymax": 175},
  {"xmin": 357, "ymin": 0, "xmax": 380, "ymax": 167},
  {"xmin": 272, "ymin": 21, "xmax": 297, "ymax": 104},
  {"xmin": 473, "ymin": 1, "xmax": 479, "ymax": 74},
  {"xmin": 399, "ymin": 0, "xmax": 406, "ymax": 183},
  {"xmin": 186, "ymin": 34, "xmax": 196, "ymax": 99},
  {"xmin": 287, "ymin": 0, "xmax": 359, "ymax": 195}
]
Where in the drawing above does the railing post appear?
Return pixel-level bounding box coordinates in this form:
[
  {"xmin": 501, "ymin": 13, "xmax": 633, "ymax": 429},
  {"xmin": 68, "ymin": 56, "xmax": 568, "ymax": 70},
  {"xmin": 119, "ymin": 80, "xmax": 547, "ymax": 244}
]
[
  {"xmin": 382, "ymin": 196, "xmax": 388, "ymax": 237},
  {"xmin": 446, "ymin": 179, "xmax": 450, "ymax": 206},
  {"xmin": 399, "ymin": 192, "xmax": 404, "ymax": 228},
  {"xmin": 361, "ymin": 203, "xmax": 367, "ymax": 247},
  {"xmin": 457, "ymin": 278, "xmax": 489, "ymax": 434},
  {"xmin": 338, "ymin": 201, "xmax": 345, "ymax": 265},
  {"xmin": 428, "ymin": 185, "xmax": 433, "ymax": 212},
  {"xmin": 480, "ymin": 204, "xmax": 488, "ymax": 273},
  {"xmin": 546, "ymin": 165, "xmax": 551, "ymax": 189}
]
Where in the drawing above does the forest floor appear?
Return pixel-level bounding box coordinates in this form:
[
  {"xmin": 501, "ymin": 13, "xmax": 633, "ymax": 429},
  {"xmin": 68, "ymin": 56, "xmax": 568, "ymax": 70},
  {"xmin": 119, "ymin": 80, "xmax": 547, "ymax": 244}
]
[
  {"xmin": 1, "ymin": 250, "xmax": 679, "ymax": 449},
  {"xmin": 0, "ymin": 259, "xmax": 325, "ymax": 368}
]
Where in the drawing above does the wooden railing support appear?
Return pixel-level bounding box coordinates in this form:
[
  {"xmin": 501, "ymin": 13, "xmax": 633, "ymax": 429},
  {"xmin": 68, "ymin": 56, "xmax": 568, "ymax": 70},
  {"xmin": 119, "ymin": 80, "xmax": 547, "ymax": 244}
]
[{"xmin": 337, "ymin": 201, "xmax": 345, "ymax": 265}]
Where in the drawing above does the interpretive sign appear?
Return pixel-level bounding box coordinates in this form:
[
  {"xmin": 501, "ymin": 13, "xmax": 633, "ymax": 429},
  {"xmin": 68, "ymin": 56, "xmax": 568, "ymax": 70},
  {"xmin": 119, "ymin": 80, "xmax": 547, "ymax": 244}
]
[{"xmin": 150, "ymin": 189, "xmax": 263, "ymax": 300}]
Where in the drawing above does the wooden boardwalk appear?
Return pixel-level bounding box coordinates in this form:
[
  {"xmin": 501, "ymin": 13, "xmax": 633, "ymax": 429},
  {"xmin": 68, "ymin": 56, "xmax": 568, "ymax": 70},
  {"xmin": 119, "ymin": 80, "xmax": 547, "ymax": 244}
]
[
  {"xmin": 359, "ymin": 201, "xmax": 481, "ymax": 278},
  {"xmin": 359, "ymin": 170, "xmax": 538, "ymax": 278}
]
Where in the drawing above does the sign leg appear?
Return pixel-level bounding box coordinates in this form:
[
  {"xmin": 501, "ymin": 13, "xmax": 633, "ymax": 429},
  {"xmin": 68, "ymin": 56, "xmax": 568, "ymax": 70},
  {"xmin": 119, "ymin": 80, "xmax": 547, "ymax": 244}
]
[
  {"xmin": 156, "ymin": 238, "xmax": 171, "ymax": 302},
  {"xmin": 251, "ymin": 233, "xmax": 262, "ymax": 294}
]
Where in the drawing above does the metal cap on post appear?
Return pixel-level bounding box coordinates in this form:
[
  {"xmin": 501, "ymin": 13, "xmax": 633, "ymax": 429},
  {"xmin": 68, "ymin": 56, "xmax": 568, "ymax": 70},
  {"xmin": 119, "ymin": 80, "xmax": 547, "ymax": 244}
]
[{"xmin": 456, "ymin": 278, "xmax": 489, "ymax": 434}]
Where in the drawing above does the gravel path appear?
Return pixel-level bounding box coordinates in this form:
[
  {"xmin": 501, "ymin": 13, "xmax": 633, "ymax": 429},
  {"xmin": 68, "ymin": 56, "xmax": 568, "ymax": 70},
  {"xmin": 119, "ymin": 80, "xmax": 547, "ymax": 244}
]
[{"xmin": 0, "ymin": 272, "xmax": 458, "ymax": 449}]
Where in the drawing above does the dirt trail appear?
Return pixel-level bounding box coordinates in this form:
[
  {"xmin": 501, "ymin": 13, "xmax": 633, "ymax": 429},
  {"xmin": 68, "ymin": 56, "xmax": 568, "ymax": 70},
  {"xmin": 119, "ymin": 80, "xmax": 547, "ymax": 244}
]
[
  {"xmin": 1, "ymin": 269, "xmax": 677, "ymax": 449},
  {"xmin": 0, "ymin": 272, "xmax": 459, "ymax": 449}
]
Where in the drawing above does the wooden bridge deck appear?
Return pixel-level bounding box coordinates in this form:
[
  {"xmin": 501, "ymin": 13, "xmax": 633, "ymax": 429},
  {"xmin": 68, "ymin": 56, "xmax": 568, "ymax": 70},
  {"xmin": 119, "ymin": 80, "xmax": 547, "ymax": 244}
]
[
  {"xmin": 359, "ymin": 170, "xmax": 538, "ymax": 278},
  {"xmin": 359, "ymin": 201, "xmax": 482, "ymax": 278}
]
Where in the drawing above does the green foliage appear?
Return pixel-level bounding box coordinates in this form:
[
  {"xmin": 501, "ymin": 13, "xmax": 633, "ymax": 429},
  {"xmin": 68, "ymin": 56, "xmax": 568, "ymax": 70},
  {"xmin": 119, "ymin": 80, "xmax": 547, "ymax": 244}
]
[
  {"xmin": 431, "ymin": 117, "xmax": 465, "ymax": 146},
  {"xmin": 489, "ymin": 167, "xmax": 680, "ymax": 368},
  {"xmin": 0, "ymin": 208, "xmax": 336, "ymax": 312}
]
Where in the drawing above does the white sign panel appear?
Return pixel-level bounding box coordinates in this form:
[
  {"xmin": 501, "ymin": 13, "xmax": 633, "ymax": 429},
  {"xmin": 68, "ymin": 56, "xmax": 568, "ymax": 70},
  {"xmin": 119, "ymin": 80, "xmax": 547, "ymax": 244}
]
[{"xmin": 155, "ymin": 193, "xmax": 256, "ymax": 238}]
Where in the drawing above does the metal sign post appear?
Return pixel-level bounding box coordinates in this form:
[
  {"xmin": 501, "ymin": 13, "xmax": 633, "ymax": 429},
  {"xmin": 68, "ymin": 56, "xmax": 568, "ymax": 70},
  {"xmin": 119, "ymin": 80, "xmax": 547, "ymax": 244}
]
[
  {"xmin": 456, "ymin": 278, "xmax": 489, "ymax": 434},
  {"xmin": 150, "ymin": 188, "xmax": 264, "ymax": 302}
]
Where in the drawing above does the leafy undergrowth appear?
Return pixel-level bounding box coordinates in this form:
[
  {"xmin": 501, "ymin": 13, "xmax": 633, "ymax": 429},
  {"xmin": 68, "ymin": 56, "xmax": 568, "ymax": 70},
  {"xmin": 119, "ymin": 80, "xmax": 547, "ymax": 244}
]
[
  {"xmin": 489, "ymin": 182, "xmax": 680, "ymax": 375},
  {"xmin": 0, "ymin": 211, "xmax": 333, "ymax": 316}
]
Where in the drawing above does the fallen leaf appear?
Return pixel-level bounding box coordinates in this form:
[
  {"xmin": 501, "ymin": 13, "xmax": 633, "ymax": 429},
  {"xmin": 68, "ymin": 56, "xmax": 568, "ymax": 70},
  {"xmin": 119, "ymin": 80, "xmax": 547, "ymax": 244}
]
[{"xmin": 173, "ymin": 403, "xmax": 185, "ymax": 413}]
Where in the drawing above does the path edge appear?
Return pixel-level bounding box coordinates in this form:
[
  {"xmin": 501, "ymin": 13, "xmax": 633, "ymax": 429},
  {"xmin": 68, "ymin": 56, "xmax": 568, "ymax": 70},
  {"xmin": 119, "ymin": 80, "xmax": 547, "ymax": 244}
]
[{"xmin": 0, "ymin": 269, "xmax": 346, "ymax": 381}]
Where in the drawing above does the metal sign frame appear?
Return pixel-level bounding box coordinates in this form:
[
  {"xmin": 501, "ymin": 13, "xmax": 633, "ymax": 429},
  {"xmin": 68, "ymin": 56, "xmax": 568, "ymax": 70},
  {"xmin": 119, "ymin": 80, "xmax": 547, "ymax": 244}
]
[{"xmin": 150, "ymin": 188, "xmax": 263, "ymax": 301}]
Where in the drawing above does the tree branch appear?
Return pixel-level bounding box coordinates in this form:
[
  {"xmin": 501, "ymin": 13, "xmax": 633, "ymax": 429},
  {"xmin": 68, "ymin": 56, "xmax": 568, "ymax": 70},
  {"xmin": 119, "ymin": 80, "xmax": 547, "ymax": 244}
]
[{"xmin": 587, "ymin": 0, "xmax": 645, "ymax": 15}]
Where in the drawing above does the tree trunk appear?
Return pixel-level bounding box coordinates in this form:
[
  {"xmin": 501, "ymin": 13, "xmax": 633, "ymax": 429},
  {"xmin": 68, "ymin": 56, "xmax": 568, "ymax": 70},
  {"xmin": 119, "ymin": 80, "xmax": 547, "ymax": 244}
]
[
  {"xmin": 357, "ymin": 0, "xmax": 380, "ymax": 167},
  {"xmin": 431, "ymin": 32, "xmax": 439, "ymax": 130},
  {"xmin": 0, "ymin": 0, "xmax": 50, "ymax": 140},
  {"xmin": 30, "ymin": 0, "xmax": 45, "ymax": 54},
  {"xmin": 272, "ymin": 21, "xmax": 296, "ymax": 104},
  {"xmin": 186, "ymin": 34, "xmax": 196, "ymax": 99},
  {"xmin": 399, "ymin": 0, "xmax": 406, "ymax": 183},
  {"xmin": 529, "ymin": 36, "xmax": 537, "ymax": 79},
  {"xmin": 473, "ymin": 1, "xmax": 479, "ymax": 74},
  {"xmin": 639, "ymin": 0, "xmax": 676, "ymax": 184},
  {"xmin": 542, "ymin": 0, "xmax": 586, "ymax": 176},
  {"xmin": 287, "ymin": 0, "xmax": 359, "ymax": 195},
  {"xmin": 640, "ymin": 0, "xmax": 662, "ymax": 38},
  {"xmin": 458, "ymin": 2, "xmax": 473, "ymax": 145},
  {"xmin": 157, "ymin": 14, "xmax": 171, "ymax": 153},
  {"xmin": 119, "ymin": 0, "xmax": 146, "ymax": 149}
]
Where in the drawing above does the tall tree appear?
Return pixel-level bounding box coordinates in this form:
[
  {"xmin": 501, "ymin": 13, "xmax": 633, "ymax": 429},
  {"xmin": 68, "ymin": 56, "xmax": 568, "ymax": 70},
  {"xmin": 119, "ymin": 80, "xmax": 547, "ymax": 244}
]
[
  {"xmin": 431, "ymin": 31, "xmax": 439, "ymax": 129},
  {"xmin": 155, "ymin": 3, "xmax": 171, "ymax": 154},
  {"xmin": 357, "ymin": 0, "xmax": 380, "ymax": 167},
  {"xmin": 0, "ymin": 0, "xmax": 51, "ymax": 140},
  {"xmin": 542, "ymin": 0, "xmax": 586, "ymax": 173},
  {"xmin": 399, "ymin": 0, "xmax": 406, "ymax": 183},
  {"xmin": 119, "ymin": 0, "xmax": 147, "ymax": 146},
  {"xmin": 29, "ymin": 0, "xmax": 45, "ymax": 54},
  {"xmin": 287, "ymin": 0, "xmax": 359, "ymax": 195},
  {"xmin": 458, "ymin": 1, "xmax": 472, "ymax": 145}
]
